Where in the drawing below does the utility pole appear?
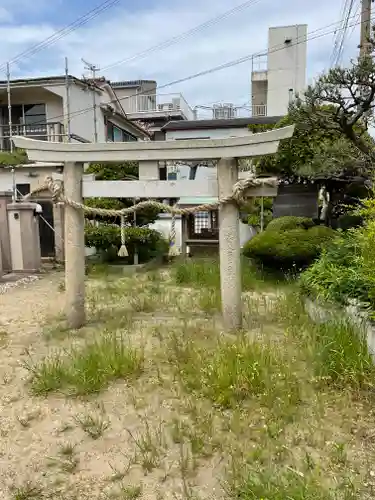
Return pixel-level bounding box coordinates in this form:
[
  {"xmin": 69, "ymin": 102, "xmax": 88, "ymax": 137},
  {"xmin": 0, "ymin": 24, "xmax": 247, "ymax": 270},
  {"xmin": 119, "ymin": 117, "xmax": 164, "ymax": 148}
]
[
  {"xmin": 82, "ymin": 58, "xmax": 99, "ymax": 143},
  {"xmin": 359, "ymin": 0, "xmax": 374, "ymax": 127},
  {"xmin": 64, "ymin": 57, "xmax": 71, "ymax": 143},
  {"xmin": 6, "ymin": 62, "xmax": 16, "ymax": 202},
  {"xmin": 360, "ymin": 0, "xmax": 373, "ymax": 58}
]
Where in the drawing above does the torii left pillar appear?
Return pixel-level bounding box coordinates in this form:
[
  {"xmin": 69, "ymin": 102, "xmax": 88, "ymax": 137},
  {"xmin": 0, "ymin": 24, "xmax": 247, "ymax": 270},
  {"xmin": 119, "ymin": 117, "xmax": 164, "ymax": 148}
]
[
  {"xmin": 217, "ymin": 158, "xmax": 242, "ymax": 331},
  {"xmin": 64, "ymin": 161, "xmax": 86, "ymax": 329}
]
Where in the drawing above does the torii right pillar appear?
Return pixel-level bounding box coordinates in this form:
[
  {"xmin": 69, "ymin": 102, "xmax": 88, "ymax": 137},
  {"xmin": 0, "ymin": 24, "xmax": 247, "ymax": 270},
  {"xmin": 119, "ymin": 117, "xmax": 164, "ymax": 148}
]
[{"xmin": 217, "ymin": 157, "xmax": 242, "ymax": 331}]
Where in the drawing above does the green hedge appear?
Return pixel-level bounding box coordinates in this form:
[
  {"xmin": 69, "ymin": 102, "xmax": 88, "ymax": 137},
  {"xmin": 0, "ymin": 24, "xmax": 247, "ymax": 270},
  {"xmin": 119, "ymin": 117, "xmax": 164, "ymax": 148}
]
[
  {"xmin": 243, "ymin": 225, "xmax": 337, "ymax": 270},
  {"xmin": 266, "ymin": 216, "xmax": 315, "ymax": 232},
  {"xmin": 85, "ymin": 223, "xmax": 169, "ymax": 263}
]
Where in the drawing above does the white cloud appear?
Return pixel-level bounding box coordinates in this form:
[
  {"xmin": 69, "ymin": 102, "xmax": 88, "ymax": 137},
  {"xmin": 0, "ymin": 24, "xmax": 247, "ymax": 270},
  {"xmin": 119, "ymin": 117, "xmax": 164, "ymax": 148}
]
[{"xmin": 0, "ymin": 0, "xmax": 362, "ymax": 110}]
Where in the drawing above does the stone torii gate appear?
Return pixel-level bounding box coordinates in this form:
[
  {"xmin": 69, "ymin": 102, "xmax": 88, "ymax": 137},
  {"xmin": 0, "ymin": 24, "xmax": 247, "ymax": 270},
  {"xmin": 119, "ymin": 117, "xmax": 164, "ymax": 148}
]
[{"xmin": 13, "ymin": 125, "xmax": 294, "ymax": 331}]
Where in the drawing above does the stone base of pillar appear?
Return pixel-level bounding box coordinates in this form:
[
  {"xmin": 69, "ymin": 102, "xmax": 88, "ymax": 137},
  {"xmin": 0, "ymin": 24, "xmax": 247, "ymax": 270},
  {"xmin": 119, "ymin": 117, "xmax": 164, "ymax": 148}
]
[{"xmin": 7, "ymin": 202, "xmax": 42, "ymax": 273}]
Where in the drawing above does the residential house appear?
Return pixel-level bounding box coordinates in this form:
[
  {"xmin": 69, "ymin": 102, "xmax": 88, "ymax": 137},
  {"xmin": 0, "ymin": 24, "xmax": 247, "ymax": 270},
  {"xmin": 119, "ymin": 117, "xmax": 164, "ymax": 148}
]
[
  {"xmin": 110, "ymin": 79, "xmax": 195, "ymax": 138},
  {"xmin": 0, "ymin": 75, "xmax": 151, "ymax": 149},
  {"xmin": 0, "ymin": 75, "xmax": 151, "ymax": 261}
]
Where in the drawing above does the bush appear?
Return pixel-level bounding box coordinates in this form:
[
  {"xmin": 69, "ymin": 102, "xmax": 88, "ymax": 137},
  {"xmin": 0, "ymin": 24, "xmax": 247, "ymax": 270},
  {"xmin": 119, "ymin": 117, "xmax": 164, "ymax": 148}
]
[
  {"xmin": 299, "ymin": 232, "xmax": 369, "ymax": 304},
  {"xmin": 266, "ymin": 216, "xmax": 315, "ymax": 232},
  {"xmin": 337, "ymin": 213, "xmax": 363, "ymax": 230},
  {"xmin": 85, "ymin": 223, "xmax": 168, "ymax": 263},
  {"xmin": 300, "ymin": 203, "xmax": 375, "ymax": 311},
  {"xmin": 243, "ymin": 226, "xmax": 336, "ymax": 270}
]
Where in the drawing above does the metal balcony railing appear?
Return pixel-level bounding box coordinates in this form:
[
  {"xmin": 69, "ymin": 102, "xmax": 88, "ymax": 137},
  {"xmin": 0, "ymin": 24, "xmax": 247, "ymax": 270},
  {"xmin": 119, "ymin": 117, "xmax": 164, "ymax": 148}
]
[
  {"xmin": 251, "ymin": 55, "xmax": 268, "ymax": 73},
  {"xmin": 251, "ymin": 104, "xmax": 267, "ymax": 117},
  {"xmin": 0, "ymin": 122, "xmax": 64, "ymax": 151},
  {"xmin": 125, "ymin": 93, "xmax": 195, "ymax": 120}
]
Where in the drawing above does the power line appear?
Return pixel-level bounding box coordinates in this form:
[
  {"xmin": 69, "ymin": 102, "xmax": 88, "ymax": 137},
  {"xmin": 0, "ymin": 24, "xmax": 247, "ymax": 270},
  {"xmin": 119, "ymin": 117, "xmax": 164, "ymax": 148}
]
[
  {"xmin": 336, "ymin": 0, "xmax": 356, "ymax": 64},
  {"xmin": 330, "ymin": 0, "xmax": 351, "ymax": 66},
  {"xmin": 22, "ymin": 13, "xmax": 372, "ymax": 128},
  {"xmin": 101, "ymin": 0, "xmax": 264, "ymax": 72},
  {"xmin": 346, "ymin": 1, "xmax": 362, "ymax": 42},
  {"xmin": 0, "ymin": 0, "xmax": 121, "ymax": 72}
]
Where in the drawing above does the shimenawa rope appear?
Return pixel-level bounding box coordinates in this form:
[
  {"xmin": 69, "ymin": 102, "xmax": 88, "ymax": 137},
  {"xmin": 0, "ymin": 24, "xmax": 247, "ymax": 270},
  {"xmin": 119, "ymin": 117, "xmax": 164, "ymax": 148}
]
[{"xmin": 24, "ymin": 175, "xmax": 277, "ymax": 257}]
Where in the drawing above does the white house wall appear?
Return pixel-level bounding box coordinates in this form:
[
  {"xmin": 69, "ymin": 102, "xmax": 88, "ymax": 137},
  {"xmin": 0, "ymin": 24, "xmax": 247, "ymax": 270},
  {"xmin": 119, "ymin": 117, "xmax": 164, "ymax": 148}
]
[
  {"xmin": 44, "ymin": 83, "xmax": 105, "ymax": 143},
  {"xmin": 0, "ymin": 167, "xmax": 57, "ymax": 193}
]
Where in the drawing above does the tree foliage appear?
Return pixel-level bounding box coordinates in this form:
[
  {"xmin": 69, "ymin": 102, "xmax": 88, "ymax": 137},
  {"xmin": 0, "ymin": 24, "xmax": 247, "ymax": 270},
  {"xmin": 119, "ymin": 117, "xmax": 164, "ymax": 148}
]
[
  {"xmin": 286, "ymin": 26, "xmax": 375, "ymax": 169},
  {"xmin": 85, "ymin": 162, "xmax": 160, "ymax": 226},
  {"xmin": 254, "ymin": 27, "xmax": 375, "ymax": 178},
  {"xmin": 0, "ymin": 149, "xmax": 29, "ymax": 166},
  {"xmin": 255, "ymin": 107, "xmax": 370, "ymax": 178}
]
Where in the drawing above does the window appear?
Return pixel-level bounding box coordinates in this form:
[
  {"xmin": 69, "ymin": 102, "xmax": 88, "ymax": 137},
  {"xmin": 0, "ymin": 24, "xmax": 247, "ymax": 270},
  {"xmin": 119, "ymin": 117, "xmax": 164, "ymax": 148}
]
[
  {"xmin": 16, "ymin": 183, "xmax": 30, "ymax": 196},
  {"xmin": 106, "ymin": 121, "xmax": 137, "ymax": 142},
  {"xmin": 0, "ymin": 104, "xmax": 46, "ymax": 126},
  {"xmin": 23, "ymin": 104, "xmax": 46, "ymax": 125}
]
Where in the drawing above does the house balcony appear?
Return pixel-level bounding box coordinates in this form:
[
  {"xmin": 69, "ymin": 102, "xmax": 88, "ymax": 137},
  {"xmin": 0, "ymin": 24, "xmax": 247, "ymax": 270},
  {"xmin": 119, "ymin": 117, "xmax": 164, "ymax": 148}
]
[
  {"xmin": 0, "ymin": 122, "xmax": 64, "ymax": 151},
  {"xmin": 125, "ymin": 93, "xmax": 195, "ymax": 121}
]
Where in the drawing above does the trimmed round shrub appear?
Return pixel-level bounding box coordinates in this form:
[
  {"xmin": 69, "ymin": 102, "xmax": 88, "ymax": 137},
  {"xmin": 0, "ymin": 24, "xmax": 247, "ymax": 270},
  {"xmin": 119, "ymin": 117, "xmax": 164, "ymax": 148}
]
[
  {"xmin": 337, "ymin": 214, "xmax": 363, "ymax": 231},
  {"xmin": 243, "ymin": 225, "xmax": 337, "ymax": 270},
  {"xmin": 85, "ymin": 223, "xmax": 169, "ymax": 263},
  {"xmin": 266, "ymin": 216, "xmax": 315, "ymax": 232}
]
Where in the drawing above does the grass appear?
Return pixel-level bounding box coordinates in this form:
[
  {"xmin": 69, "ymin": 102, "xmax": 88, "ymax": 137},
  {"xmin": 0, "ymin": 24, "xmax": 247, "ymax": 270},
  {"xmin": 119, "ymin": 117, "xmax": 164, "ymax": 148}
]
[
  {"xmin": 227, "ymin": 466, "xmax": 345, "ymax": 500},
  {"xmin": 75, "ymin": 410, "xmax": 110, "ymax": 439},
  {"xmin": 26, "ymin": 333, "xmax": 144, "ymax": 396},
  {"xmin": 127, "ymin": 418, "xmax": 168, "ymax": 473},
  {"xmin": 168, "ymin": 333, "xmax": 301, "ymax": 410},
  {"xmin": 173, "ymin": 257, "xmax": 285, "ymax": 291},
  {"xmin": 117, "ymin": 485, "xmax": 142, "ymax": 499},
  {"xmin": 12, "ymin": 260, "xmax": 375, "ymax": 498},
  {"xmin": 309, "ymin": 319, "xmax": 375, "ymax": 389},
  {"xmin": 11, "ymin": 483, "xmax": 43, "ymax": 500},
  {"xmin": 47, "ymin": 442, "xmax": 79, "ymax": 473}
]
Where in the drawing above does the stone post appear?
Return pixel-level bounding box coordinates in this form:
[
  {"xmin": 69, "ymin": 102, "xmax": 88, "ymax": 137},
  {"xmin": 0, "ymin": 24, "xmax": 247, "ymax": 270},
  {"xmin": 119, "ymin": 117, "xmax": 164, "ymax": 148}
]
[
  {"xmin": 64, "ymin": 162, "xmax": 86, "ymax": 328},
  {"xmin": 0, "ymin": 192, "xmax": 12, "ymax": 273},
  {"xmin": 217, "ymin": 157, "xmax": 242, "ymax": 330},
  {"xmin": 7, "ymin": 202, "xmax": 41, "ymax": 273}
]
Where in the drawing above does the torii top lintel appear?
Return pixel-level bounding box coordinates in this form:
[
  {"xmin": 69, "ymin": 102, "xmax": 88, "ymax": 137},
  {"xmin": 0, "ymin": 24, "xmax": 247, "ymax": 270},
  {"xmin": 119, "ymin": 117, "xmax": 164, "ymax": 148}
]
[{"xmin": 12, "ymin": 125, "xmax": 295, "ymax": 163}]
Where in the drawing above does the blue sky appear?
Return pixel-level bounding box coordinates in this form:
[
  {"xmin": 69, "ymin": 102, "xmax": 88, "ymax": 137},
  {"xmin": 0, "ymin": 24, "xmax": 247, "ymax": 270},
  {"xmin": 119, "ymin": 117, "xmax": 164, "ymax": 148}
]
[{"xmin": 0, "ymin": 0, "xmax": 363, "ymax": 111}]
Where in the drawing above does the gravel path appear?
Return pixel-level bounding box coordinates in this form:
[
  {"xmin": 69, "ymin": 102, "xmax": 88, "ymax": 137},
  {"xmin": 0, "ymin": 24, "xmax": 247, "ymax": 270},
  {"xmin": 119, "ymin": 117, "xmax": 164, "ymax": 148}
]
[
  {"xmin": 0, "ymin": 272, "xmax": 222, "ymax": 499},
  {"xmin": 0, "ymin": 273, "xmax": 67, "ymax": 498}
]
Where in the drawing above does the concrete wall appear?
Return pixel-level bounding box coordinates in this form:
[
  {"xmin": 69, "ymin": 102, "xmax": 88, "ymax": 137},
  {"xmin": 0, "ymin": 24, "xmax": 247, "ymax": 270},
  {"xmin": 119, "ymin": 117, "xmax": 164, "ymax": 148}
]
[
  {"xmin": 267, "ymin": 25, "xmax": 307, "ymax": 116},
  {"xmin": 252, "ymin": 80, "xmax": 268, "ymax": 110}
]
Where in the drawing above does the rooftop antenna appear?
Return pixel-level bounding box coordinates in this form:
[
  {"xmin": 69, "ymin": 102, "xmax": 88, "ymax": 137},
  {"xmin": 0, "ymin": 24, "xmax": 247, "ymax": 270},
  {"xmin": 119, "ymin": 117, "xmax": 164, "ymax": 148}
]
[{"xmin": 82, "ymin": 58, "xmax": 99, "ymax": 142}]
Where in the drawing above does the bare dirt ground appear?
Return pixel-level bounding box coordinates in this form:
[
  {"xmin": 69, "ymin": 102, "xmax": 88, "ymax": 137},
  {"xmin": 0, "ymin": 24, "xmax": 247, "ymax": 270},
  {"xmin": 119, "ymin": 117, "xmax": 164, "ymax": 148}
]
[{"xmin": 1, "ymin": 266, "xmax": 375, "ymax": 500}]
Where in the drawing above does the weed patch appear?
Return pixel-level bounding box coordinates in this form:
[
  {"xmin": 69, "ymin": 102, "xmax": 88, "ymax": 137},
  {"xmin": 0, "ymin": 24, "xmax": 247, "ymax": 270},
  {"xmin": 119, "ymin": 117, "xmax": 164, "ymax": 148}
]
[
  {"xmin": 310, "ymin": 319, "xmax": 375, "ymax": 389},
  {"xmin": 27, "ymin": 333, "xmax": 144, "ymax": 396},
  {"xmin": 169, "ymin": 334, "xmax": 301, "ymax": 410},
  {"xmin": 226, "ymin": 466, "xmax": 348, "ymax": 500}
]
